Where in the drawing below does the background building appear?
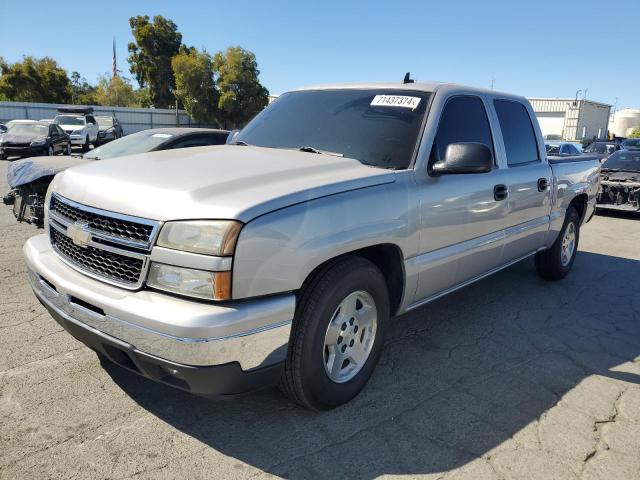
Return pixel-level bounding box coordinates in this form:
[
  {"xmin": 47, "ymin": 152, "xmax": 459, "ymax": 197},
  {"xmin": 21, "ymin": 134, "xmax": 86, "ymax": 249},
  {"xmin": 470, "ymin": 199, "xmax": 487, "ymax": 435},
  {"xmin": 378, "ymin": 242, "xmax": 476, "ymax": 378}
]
[
  {"xmin": 609, "ymin": 108, "xmax": 640, "ymax": 138},
  {"xmin": 528, "ymin": 98, "xmax": 611, "ymax": 141}
]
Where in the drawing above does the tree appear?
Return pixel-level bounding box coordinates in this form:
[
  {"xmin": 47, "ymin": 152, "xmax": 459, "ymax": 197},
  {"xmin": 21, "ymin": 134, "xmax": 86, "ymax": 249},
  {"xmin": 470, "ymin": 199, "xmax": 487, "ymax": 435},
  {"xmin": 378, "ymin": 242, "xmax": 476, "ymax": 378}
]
[
  {"xmin": 629, "ymin": 126, "xmax": 640, "ymax": 138},
  {"xmin": 71, "ymin": 71, "xmax": 99, "ymax": 105},
  {"xmin": 0, "ymin": 56, "xmax": 72, "ymax": 103},
  {"xmin": 94, "ymin": 75, "xmax": 139, "ymax": 107},
  {"xmin": 171, "ymin": 47, "xmax": 219, "ymax": 125},
  {"xmin": 128, "ymin": 15, "xmax": 182, "ymax": 108},
  {"xmin": 212, "ymin": 47, "xmax": 269, "ymax": 128}
]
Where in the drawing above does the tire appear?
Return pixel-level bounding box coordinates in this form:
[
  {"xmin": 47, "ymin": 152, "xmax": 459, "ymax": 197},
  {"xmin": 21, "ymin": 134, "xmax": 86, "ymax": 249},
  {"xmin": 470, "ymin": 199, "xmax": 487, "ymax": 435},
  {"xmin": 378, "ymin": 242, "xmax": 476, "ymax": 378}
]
[
  {"xmin": 535, "ymin": 207, "xmax": 580, "ymax": 280},
  {"xmin": 66, "ymin": 143, "xmax": 72, "ymax": 155},
  {"xmin": 82, "ymin": 136, "xmax": 90, "ymax": 152},
  {"xmin": 93, "ymin": 135, "xmax": 100, "ymax": 147},
  {"xmin": 47, "ymin": 145, "xmax": 54, "ymax": 156},
  {"xmin": 0, "ymin": 152, "xmax": 6, "ymax": 160},
  {"xmin": 280, "ymin": 256, "xmax": 389, "ymax": 410}
]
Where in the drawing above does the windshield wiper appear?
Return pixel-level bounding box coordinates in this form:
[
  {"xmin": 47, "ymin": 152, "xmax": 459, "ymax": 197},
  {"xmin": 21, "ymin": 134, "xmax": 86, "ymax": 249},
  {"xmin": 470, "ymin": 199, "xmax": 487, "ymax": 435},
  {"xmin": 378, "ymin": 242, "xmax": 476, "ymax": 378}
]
[{"xmin": 298, "ymin": 146, "xmax": 344, "ymax": 157}]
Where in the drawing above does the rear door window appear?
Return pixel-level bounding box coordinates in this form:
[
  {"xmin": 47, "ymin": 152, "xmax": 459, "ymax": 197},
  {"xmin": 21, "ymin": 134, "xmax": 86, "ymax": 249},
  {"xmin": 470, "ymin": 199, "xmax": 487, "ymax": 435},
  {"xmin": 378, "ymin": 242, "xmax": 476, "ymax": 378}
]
[
  {"xmin": 429, "ymin": 96, "xmax": 494, "ymax": 166},
  {"xmin": 494, "ymin": 100, "xmax": 540, "ymax": 166}
]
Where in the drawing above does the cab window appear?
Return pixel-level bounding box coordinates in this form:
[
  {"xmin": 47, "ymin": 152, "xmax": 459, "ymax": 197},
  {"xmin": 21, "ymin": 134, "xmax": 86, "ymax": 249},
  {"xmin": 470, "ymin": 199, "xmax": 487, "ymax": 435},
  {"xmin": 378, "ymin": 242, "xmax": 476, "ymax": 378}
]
[
  {"xmin": 429, "ymin": 96, "xmax": 494, "ymax": 166},
  {"xmin": 494, "ymin": 100, "xmax": 540, "ymax": 166}
]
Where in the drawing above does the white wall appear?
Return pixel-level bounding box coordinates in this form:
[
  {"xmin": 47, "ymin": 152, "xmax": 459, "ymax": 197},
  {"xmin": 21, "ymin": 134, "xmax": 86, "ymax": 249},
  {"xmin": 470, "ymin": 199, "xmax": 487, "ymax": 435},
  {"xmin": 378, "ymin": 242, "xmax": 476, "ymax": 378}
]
[{"xmin": 536, "ymin": 113, "xmax": 565, "ymax": 138}]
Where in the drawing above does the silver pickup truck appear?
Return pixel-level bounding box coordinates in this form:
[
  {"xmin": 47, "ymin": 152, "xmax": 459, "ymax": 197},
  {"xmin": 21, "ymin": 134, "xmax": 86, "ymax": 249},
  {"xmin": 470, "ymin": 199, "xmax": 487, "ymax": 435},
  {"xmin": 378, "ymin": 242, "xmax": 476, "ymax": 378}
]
[{"xmin": 24, "ymin": 82, "xmax": 600, "ymax": 410}]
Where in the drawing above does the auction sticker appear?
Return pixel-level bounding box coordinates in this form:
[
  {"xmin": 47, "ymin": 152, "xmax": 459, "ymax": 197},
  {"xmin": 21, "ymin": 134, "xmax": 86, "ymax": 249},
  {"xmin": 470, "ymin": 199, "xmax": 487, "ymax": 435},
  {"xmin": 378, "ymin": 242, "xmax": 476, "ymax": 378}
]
[{"xmin": 370, "ymin": 95, "xmax": 421, "ymax": 110}]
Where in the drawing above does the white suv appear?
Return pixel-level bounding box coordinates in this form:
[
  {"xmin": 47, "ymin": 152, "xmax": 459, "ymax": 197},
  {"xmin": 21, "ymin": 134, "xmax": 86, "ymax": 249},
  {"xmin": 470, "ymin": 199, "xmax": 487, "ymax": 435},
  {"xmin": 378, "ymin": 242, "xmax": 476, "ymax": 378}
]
[{"xmin": 53, "ymin": 114, "xmax": 100, "ymax": 151}]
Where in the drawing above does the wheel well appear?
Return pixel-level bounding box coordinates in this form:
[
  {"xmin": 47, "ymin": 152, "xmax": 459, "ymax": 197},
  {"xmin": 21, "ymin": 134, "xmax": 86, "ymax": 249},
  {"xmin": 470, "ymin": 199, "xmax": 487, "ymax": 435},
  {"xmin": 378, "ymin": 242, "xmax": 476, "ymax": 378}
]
[
  {"xmin": 569, "ymin": 193, "xmax": 588, "ymax": 222},
  {"xmin": 299, "ymin": 244, "xmax": 405, "ymax": 317}
]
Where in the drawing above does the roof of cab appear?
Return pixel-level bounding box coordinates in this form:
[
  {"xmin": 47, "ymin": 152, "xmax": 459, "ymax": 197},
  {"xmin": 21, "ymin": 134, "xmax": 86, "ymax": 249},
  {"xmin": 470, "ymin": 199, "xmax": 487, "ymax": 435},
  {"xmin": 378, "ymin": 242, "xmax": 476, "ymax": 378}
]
[{"xmin": 290, "ymin": 81, "xmax": 526, "ymax": 102}]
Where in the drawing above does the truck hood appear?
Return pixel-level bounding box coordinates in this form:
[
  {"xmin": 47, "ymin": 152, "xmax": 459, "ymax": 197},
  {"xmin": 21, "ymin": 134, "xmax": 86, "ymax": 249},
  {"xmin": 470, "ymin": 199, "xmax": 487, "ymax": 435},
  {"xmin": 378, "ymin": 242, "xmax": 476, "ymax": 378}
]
[{"xmin": 50, "ymin": 145, "xmax": 396, "ymax": 222}]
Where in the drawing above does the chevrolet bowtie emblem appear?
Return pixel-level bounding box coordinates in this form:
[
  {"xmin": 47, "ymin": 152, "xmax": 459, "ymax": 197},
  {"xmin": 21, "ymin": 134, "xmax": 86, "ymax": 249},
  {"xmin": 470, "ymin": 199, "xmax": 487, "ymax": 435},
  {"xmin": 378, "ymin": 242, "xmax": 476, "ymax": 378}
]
[{"xmin": 67, "ymin": 221, "xmax": 91, "ymax": 247}]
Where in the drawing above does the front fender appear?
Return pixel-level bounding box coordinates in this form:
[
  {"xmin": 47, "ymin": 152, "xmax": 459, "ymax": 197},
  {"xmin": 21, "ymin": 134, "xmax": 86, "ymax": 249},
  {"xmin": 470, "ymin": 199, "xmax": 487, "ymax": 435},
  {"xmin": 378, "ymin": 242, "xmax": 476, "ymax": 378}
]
[{"xmin": 232, "ymin": 182, "xmax": 417, "ymax": 299}]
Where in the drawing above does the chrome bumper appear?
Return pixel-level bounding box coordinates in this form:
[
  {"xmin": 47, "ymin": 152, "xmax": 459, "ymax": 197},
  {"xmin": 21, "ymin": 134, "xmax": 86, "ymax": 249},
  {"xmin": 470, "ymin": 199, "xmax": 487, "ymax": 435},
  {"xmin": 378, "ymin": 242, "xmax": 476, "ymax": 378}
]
[{"xmin": 24, "ymin": 235, "xmax": 294, "ymax": 370}]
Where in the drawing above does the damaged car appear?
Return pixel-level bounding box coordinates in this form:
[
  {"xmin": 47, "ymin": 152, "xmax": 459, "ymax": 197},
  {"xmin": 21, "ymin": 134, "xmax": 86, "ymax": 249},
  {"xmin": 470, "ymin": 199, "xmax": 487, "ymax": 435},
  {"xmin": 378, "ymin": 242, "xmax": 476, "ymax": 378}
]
[
  {"xmin": 596, "ymin": 150, "xmax": 640, "ymax": 213},
  {"xmin": 2, "ymin": 127, "xmax": 230, "ymax": 226}
]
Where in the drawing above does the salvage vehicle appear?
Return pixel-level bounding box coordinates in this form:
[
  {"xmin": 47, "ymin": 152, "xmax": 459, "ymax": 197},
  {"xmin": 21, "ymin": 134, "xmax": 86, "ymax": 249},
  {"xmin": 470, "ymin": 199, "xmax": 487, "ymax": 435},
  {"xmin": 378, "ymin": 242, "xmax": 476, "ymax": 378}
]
[
  {"xmin": 3, "ymin": 128, "xmax": 230, "ymax": 226},
  {"xmin": 23, "ymin": 81, "xmax": 600, "ymax": 410},
  {"xmin": 0, "ymin": 121, "xmax": 71, "ymax": 160},
  {"xmin": 583, "ymin": 141, "xmax": 620, "ymax": 162},
  {"xmin": 53, "ymin": 107, "xmax": 99, "ymax": 152},
  {"xmin": 596, "ymin": 150, "xmax": 640, "ymax": 212},
  {"xmin": 96, "ymin": 116, "xmax": 123, "ymax": 144}
]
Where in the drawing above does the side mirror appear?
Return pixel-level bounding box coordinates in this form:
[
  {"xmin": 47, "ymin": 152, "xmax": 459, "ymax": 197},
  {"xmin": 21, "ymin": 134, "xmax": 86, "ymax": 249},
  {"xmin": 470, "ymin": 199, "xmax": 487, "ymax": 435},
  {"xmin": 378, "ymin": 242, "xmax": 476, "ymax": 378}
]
[
  {"xmin": 432, "ymin": 142, "xmax": 493, "ymax": 175},
  {"xmin": 226, "ymin": 129, "xmax": 241, "ymax": 144}
]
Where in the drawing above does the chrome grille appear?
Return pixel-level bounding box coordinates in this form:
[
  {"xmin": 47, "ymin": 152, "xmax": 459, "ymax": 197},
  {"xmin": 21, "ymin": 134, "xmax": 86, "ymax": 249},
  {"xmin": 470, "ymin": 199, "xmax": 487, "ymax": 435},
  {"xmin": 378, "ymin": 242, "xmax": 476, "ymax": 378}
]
[
  {"xmin": 51, "ymin": 228, "xmax": 144, "ymax": 285},
  {"xmin": 48, "ymin": 194, "xmax": 160, "ymax": 289},
  {"xmin": 51, "ymin": 194, "xmax": 154, "ymax": 244}
]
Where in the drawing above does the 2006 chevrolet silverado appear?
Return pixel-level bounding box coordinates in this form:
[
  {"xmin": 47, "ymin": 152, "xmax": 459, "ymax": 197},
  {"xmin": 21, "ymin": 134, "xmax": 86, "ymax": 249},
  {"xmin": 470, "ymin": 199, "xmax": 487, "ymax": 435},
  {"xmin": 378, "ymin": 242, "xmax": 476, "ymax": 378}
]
[{"xmin": 24, "ymin": 81, "xmax": 600, "ymax": 410}]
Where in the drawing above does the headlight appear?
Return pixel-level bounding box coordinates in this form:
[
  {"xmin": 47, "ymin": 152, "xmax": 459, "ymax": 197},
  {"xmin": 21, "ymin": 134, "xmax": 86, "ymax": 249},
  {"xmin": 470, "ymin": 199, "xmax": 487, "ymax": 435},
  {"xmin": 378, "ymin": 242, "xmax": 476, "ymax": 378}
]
[
  {"xmin": 156, "ymin": 220, "xmax": 242, "ymax": 256},
  {"xmin": 147, "ymin": 262, "xmax": 231, "ymax": 300}
]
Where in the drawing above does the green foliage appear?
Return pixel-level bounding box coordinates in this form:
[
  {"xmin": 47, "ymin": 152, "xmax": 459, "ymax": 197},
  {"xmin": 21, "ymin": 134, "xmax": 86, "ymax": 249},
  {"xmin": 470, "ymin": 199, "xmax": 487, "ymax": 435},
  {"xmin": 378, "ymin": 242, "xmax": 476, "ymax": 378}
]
[
  {"xmin": 629, "ymin": 126, "xmax": 640, "ymax": 138},
  {"xmin": 172, "ymin": 48, "xmax": 219, "ymax": 125},
  {"xmin": 128, "ymin": 15, "xmax": 182, "ymax": 108},
  {"xmin": 0, "ymin": 56, "xmax": 72, "ymax": 103},
  {"xmin": 95, "ymin": 75, "xmax": 139, "ymax": 107},
  {"xmin": 212, "ymin": 46, "xmax": 269, "ymax": 129},
  {"xmin": 71, "ymin": 71, "xmax": 99, "ymax": 105}
]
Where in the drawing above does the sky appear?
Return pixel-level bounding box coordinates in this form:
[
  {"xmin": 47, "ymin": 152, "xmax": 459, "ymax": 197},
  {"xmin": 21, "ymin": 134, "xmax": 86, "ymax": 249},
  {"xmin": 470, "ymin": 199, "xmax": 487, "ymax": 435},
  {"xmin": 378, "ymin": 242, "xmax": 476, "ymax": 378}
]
[{"xmin": 1, "ymin": 0, "xmax": 638, "ymax": 109}]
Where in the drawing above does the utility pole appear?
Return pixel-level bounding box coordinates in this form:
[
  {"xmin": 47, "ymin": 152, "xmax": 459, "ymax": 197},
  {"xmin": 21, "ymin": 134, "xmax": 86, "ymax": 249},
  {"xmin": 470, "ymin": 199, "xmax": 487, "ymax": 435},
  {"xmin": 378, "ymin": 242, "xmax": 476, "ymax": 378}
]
[{"xmin": 490, "ymin": 78, "xmax": 495, "ymax": 90}]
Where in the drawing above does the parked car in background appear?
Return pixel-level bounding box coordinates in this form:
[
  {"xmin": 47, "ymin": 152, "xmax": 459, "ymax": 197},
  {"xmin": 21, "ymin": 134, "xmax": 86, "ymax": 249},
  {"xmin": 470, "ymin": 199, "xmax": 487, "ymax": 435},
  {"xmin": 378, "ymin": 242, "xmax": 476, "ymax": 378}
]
[
  {"xmin": 596, "ymin": 150, "xmax": 640, "ymax": 213},
  {"xmin": 621, "ymin": 138, "xmax": 640, "ymax": 150},
  {"xmin": 96, "ymin": 116, "xmax": 123, "ymax": 144},
  {"xmin": 22, "ymin": 82, "xmax": 600, "ymax": 409},
  {"xmin": 583, "ymin": 141, "xmax": 620, "ymax": 162},
  {"xmin": 545, "ymin": 141, "xmax": 583, "ymax": 156},
  {"xmin": 53, "ymin": 107, "xmax": 99, "ymax": 152},
  {"xmin": 3, "ymin": 127, "xmax": 230, "ymax": 226},
  {"xmin": 0, "ymin": 121, "xmax": 71, "ymax": 160}
]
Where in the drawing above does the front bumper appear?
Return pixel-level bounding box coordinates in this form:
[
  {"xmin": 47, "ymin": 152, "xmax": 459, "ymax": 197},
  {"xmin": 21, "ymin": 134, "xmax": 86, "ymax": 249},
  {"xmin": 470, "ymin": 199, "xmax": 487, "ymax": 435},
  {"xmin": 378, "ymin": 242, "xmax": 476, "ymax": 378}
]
[
  {"xmin": 68, "ymin": 135, "xmax": 86, "ymax": 145},
  {"xmin": 24, "ymin": 234, "xmax": 295, "ymax": 395},
  {"xmin": 1, "ymin": 145, "xmax": 44, "ymax": 157}
]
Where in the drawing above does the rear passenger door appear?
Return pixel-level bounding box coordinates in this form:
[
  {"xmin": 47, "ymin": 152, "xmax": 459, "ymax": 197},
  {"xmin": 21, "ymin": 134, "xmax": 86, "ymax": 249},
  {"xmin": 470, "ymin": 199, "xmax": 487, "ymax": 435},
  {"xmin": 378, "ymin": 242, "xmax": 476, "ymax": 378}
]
[{"xmin": 493, "ymin": 99, "xmax": 553, "ymax": 261}]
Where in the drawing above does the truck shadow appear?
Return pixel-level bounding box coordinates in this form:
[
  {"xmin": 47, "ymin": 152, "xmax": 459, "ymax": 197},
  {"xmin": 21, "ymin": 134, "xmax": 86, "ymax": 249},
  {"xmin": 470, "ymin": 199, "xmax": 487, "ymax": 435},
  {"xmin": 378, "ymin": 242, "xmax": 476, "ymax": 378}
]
[{"xmin": 101, "ymin": 251, "xmax": 640, "ymax": 479}]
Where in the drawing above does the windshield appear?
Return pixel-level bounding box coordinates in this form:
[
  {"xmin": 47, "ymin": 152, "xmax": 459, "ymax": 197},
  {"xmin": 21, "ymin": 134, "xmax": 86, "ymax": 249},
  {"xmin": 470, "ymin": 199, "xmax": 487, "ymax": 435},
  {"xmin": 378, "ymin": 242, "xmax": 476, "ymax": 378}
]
[
  {"xmin": 602, "ymin": 151, "xmax": 640, "ymax": 172},
  {"xmin": 7, "ymin": 123, "xmax": 48, "ymax": 136},
  {"xmin": 84, "ymin": 130, "xmax": 173, "ymax": 160},
  {"xmin": 585, "ymin": 143, "xmax": 615, "ymax": 154},
  {"xmin": 96, "ymin": 117, "xmax": 113, "ymax": 127},
  {"xmin": 622, "ymin": 139, "xmax": 640, "ymax": 149},
  {"xmin": 235, "ymin": 89, "xmax": 431, "ymax": 169},
  {"xmin": 54, "ymin": 115, "xmax": 85, "ymax": 126}
]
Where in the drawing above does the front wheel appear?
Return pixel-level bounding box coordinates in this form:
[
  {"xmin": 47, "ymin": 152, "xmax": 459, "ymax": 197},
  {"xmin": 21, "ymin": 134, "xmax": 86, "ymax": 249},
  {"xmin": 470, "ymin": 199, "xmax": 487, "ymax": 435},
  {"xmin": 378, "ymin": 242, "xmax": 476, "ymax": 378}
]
[
  {"xmin": 66, "ymin": 143, "xmax": 72, "ymax": 155},
  {"xmin": 47, "ymin": 145, "xmax": 54, "ymax": 156},
  {"xmin": 535, "ymin": 207, "xmax": 580, "ymax": 280},
  {"xmin": 280, "ymin": 256, "xmax": 389, "ymax": 410},
  {"xmin": 82, "ymin": 136, "xmax": 90, "ymax": 152}
]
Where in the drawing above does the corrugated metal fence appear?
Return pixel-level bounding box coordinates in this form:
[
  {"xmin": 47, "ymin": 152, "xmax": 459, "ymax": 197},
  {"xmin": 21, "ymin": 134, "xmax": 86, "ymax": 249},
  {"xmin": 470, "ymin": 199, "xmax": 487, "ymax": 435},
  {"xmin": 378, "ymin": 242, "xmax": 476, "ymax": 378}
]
[{"xmin": 0, "ymin": 102, "xmax": 214, "ymax": 135}]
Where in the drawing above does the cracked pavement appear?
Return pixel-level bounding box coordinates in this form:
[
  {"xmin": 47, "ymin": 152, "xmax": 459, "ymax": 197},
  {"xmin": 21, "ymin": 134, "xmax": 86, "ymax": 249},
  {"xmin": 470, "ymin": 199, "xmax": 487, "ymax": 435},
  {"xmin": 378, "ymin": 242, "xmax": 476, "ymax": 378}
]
[{"xmin": 1, "ymin": 158, "xmax": 639, "ymax": 480}]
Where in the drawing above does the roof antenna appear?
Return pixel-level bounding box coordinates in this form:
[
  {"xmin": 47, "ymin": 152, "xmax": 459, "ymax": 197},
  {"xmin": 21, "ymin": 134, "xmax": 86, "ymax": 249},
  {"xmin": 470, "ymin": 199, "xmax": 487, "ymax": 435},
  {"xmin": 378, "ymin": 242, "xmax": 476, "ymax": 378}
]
[{"xmin": 403, "ymin": 72, "xmax": 414, "ymax": 84}]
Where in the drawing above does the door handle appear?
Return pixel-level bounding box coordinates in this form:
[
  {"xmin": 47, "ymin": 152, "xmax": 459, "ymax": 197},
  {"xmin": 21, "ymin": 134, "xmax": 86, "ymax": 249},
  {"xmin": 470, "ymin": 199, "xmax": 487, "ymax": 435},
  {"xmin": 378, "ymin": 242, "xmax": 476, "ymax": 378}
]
[
  {"xmin": 537, "ymin": 177, "xmax": 549, "ymax": 191},
  {"xmin": 493, "ymin": 184, "xmax": 508, "ymax": 201}
]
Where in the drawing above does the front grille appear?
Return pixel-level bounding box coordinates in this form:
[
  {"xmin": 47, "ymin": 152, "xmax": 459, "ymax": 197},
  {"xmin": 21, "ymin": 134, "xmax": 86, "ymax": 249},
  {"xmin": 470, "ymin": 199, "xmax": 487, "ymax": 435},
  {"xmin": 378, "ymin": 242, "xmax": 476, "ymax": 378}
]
[
  {"xmin": 51, "ymin": 228, "xmax": 144, "ymax": 285},
  {"xmin": 51, "ymin": 195, "xmax": 154, "ymax": 243}
]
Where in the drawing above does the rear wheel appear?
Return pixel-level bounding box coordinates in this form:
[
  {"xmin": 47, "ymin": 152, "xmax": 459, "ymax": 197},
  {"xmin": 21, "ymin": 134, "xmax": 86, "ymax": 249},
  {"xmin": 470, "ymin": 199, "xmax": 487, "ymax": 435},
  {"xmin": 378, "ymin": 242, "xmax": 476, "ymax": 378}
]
[
  {"xmin": 535, "ymin": 207, "xmax": 580, "ymax": 280},
  {"xmin": 280, "ymin": 256, "xmax": 389, "ymax": 410}
]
